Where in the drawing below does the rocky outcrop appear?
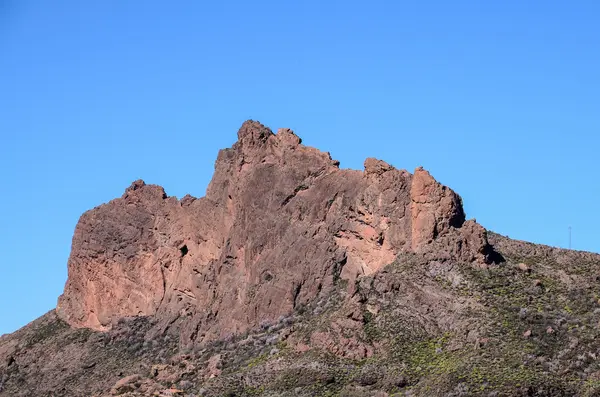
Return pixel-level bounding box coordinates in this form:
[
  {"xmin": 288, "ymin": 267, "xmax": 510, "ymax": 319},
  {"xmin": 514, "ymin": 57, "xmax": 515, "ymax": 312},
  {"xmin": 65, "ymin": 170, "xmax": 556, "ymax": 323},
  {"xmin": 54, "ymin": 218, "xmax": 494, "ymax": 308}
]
[
  {"xmin": 410, "ymin": 166, "xmax": 465, "ymax": 251},
  {"xmin": 7, "ymin": 120, "xmax": 600, "ymax": 397},
  {"xmin": 57, "ymin": 120, "xmax": 496, "ymax": 343}
]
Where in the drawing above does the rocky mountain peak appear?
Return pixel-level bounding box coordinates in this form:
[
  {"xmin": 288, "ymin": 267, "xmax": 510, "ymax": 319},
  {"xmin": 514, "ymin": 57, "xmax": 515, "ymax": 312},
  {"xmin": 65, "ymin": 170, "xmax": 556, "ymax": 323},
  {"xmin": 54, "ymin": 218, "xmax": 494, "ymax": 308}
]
[
  {"xmin": 56, "ymin": 120, "xmax": 495, "ymax": 343},
  {"xmin": 9, "ymin": 120, "xmax": 599, "ymax": 397},
  {"xmin": 236, "ymin": 120, "xmax": 273, "ymax": 145}
]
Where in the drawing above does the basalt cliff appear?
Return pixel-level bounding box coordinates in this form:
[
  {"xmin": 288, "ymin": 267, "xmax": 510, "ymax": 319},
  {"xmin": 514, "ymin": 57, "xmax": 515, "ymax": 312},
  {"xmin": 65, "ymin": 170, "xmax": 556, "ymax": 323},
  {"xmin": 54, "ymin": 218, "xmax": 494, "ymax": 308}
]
[{"xmin": 2, "ymin": 121, "xmax": 600, "ymax": 397}]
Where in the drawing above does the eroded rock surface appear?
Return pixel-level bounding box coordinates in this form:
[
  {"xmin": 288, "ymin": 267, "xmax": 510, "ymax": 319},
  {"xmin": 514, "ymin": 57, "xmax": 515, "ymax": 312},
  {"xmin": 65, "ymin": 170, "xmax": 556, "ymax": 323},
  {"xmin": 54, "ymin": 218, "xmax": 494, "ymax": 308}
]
[
  {"xmin": 4, "ymin": 121, "xmax": 600, "ymax": 397},
  {"xmin": 57, "ymin": 120, "xmax": 495, "ymax": 343}
]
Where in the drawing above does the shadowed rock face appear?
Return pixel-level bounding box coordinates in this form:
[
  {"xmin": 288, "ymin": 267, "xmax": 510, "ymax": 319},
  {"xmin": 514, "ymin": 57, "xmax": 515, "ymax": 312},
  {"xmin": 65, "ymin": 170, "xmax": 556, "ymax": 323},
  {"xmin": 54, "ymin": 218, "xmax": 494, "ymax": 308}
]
[{"xmin": 56, "ymin": 120, "xmax": 495, "ymax": 343}]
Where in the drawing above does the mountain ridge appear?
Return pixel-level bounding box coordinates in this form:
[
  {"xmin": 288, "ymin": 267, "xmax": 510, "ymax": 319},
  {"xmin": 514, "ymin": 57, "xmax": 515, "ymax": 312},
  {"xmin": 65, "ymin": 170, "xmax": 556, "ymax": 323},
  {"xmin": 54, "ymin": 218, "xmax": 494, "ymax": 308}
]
[
  {"xmin": 56, "ymin": 120, "xmax": 497, "ymax": 346},
  {"xmin": 2, "ymin": 121, "xmax": 600, "ymax": 397}
]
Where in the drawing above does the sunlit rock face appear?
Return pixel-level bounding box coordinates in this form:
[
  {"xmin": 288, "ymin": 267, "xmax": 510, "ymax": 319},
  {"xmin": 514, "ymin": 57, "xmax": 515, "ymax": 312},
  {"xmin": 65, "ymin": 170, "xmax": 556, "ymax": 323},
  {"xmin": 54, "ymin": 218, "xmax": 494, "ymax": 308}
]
[{"xmin": 57, "ymin": 120, "xmax": 494, "ymax": 344}]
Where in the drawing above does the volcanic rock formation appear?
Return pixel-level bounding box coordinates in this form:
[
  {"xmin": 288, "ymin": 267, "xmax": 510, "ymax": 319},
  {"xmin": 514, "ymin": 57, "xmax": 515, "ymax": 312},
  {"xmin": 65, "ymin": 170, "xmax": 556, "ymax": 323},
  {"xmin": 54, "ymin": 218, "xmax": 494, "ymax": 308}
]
[
  {"xmin": 56, "ymin": 120, "xmax": 495, "ymax": 344},
  {"xmin": 6, "ymin": 120, "xmax": 600, "ymax": 397}
]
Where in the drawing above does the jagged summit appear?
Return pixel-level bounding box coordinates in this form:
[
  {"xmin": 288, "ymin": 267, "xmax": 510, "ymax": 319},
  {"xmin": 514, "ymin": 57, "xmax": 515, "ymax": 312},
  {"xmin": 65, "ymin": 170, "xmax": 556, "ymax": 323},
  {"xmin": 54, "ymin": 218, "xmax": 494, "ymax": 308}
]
[{"xmin": 56, "ymin": 120, "xmax": 495, "ymax": 341}]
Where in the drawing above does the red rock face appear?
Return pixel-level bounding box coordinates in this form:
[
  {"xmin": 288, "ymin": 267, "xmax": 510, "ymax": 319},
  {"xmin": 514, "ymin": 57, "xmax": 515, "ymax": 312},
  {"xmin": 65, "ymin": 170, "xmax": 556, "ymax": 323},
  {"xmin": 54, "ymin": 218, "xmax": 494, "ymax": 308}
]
[
  {"xmin": 57, "ymin": 120, "xmax": 494, "ymax": 342},
  {"xmin": 410, "ymin": 167, "xmax": 465, "ymax": 251}
]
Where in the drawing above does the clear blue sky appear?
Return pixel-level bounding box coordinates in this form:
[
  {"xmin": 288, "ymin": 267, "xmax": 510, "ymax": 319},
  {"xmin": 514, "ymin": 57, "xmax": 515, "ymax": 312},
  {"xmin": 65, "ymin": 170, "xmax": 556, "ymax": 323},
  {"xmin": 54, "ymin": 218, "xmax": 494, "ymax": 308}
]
[{"xmin": 1, "ymin": 1, "xmax": 599, "ymax": 335}]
